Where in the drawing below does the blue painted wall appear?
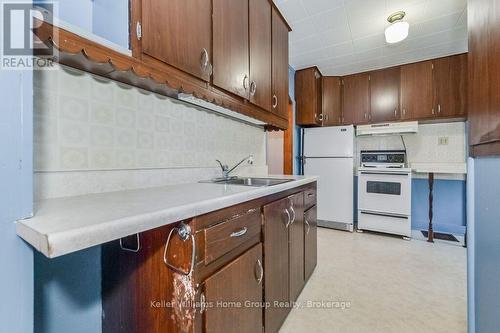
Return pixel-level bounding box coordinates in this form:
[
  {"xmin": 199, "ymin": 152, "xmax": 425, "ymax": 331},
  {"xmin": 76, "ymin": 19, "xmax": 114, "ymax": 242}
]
[
  {"xmin": 411, "ymin": 178, "xmax": 466, "ymax": 235},
  {"xmin": 0, "ymin": 8, "xmax": 35, "ymax": 333},
  {"xmin": 472, "ymin": 157, "xmax": 500, "ymax": 333}
]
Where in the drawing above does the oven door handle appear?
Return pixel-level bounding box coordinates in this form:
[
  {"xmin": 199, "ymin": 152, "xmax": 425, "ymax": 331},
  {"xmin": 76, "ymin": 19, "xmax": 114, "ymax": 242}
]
[
  {"xmin": 360, "ymin": 211, "xmax": 409, "ymax": 219},
  {"xmin": 360, "ymin": 172, "xmax": 410, "ymax": 176}
]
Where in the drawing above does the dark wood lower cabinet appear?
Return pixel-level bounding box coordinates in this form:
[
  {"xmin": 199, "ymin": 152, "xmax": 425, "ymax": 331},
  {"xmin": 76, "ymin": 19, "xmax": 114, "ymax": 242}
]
[
  {"xmin": 102, "ymin": 184, "xmax": 317, "ymax": 333},
  {"xmin": 203, "ymin": 244, "xmax": 263, "ymax": 333},
  {"xmin": 304, "ymin": 206, "xmax": 317, "ymax": 280},
  {"xmin": 263, "ymin": 197, "xmax": 290, "ymax": 333},
  {"xmin": 288, "ymin": 193, "xmax": 305, "ymax": 301}
]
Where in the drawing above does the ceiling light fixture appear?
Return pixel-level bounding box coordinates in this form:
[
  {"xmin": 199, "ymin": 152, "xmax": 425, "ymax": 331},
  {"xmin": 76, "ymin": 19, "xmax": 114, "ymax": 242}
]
[{"xmin": 385, "ymin": 11, "xmax": 409, "ymax": 44}]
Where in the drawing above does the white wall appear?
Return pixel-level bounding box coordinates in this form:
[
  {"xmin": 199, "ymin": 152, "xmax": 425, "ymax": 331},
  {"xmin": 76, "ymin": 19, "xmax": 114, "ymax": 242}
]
[
  {"xmin": 267, "ymin": 131, "xmax": 284, "ymax": 174},
  {"xmin": 34, "ymin": 65, "xmax": 267, "ymax": 199}
]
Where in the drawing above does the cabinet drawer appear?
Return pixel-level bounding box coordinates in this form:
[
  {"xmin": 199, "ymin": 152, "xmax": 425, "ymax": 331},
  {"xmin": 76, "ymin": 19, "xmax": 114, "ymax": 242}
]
[
  {"xmin": 304, "ymin": 186, "xmax": 317, "ymax": 210},
  {"xmin": 204, "ymin": 209, "xmax": 262, "ymax": 264}
]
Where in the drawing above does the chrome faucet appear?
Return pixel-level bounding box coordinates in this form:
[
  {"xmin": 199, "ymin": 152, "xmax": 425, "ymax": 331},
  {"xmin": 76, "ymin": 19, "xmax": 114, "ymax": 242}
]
[{"xmin": 216, "ymin": 155, "xmax": 254, "ymax": 180}]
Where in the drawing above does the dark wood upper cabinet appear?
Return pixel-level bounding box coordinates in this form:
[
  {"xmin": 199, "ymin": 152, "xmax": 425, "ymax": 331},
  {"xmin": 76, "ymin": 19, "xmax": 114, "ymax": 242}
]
[
  {"xmin": 295, "ymin": 67, "xmax": 323, "ymax": 126},
  {"xmin": 213, "ymin": 0, "xmax": 250, "ymax": 99},
  {"xmin": 433, "ymin": 53, "xmax": 468, "ymax": 118},
  {"xmin": 140, "ymin": 0, "xmax": 212, "ymax": 82},
  {"xmin": 342, "ymin": 73, "xmax": 370, "ymax": 125},
  {"xmin": 370, "ymin": 67, "xmax": 400, "ymax": 123},
  {"xmin": 288, "ymin": 193, "xmax": 305, "ymax": 302},
  {"xmin": 304, "ymin": 206, "xmax": 317, "ymax": 281},
  {"xmin": 203, "ymin": 244, "xmax": 263, "ymax": 333},
  {"xmin": 249, "ymin": 0, "xmax": 272, "ymax": 111},
  {"xmin": 272, "ymin": 8, "xmax": 290, "ymax": 119},
  {"xmin": 322, "ymin": 76, "xmax": 342, "ymax": 126},
  {"xmin": 400, "ymin": 60, "xmax": 434, "ymax": 120},
  {"xmin": 263, "ymin": 197, "xmax": 290, "ymax": 333},
  {"xmin": 468, "ymin": 0, "xmax": 500, "ymax": 156}
]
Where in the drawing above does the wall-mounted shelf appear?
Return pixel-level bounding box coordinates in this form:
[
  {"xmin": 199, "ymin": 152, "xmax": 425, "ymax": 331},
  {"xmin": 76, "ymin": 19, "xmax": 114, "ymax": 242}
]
[{"xmin": 33, "ymin": 19, "xmax": 288, "ymax": 130}]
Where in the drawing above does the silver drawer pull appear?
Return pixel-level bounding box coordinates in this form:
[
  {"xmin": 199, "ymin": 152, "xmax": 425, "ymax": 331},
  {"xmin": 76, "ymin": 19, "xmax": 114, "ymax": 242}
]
[
  {"xmin": 307, "ymin": 193, "xmax": 314, "ymax": 197},
  {"xmin": 163, "ymin": 223, "xmax": 196, "ymax": 276},
  {"xmin": 200, "ymin": 292, "xmax": 206, "ymax": 314},
  {"xmin": 255, "ymin": 259, "xmax": 263, "ymax": 285},
  {"xmin": 289, "ymin": 198, "xmax": 296, "ymax": 224},
  {"xmin": 119, "ymin": 233, "xmax": 140, "ymax": 253},
  {"xmin": 305, "ymin": 219, "xmax": 311, "ymax": 235},
  {"xmin": 230, "ymin": 227, "xmax": 248, "ymax": 238}
]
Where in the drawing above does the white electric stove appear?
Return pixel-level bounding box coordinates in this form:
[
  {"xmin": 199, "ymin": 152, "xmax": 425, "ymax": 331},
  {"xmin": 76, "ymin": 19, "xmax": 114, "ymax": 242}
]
[{"xmin": 357, "ymin": 150, "xmax": 412, "ymax": 239}]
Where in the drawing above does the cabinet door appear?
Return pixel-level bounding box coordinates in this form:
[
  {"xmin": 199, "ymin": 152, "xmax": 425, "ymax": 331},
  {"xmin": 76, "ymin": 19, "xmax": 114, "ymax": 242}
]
[
  {"xmin": 204, "ymin": 244, "xmax": 263, "ymax": 333},
  {"xmin": 342, "ymin": 73, "xmax": 370, "ymax": 125},
  {"xmin": 288, "ymin": 193, "xmax": 305, "ymax": 301},
  {"xmin": 322, "ymin": 76, "xmax": 342, "ymax": 126},
  {"xmin": 304, "ymin": 206, "xmax": 317, "ymax": 281},
  {"xmin": 370, "ymin": 67, "xmax": 400, "ymax": 123},
  {"xmin": 249, "ymin": 0, "xmax": 272, "ymax": 111},
  {"xmin": 263, "ymin": 197, "xmax": 290, "ymax": 332},
  {"xmin": 433, "ymin": 54, "xmax": 468, "ymax": 118},
  {"xmin": 272, "ymin": 8, "xmax": 290, "ymax": 119},
  {"xmin": 295, "ymin": 67, "xmax": 322, "ymax": 126},
  {"xmin": 213, "ymin": 0, "xmax": 250, "ymax": 99},
  {"xmin": 400, "ymin": 61, "xmax": 434, "ymax": 120},
  {"xmin": 141, "ymin": 0, "xmax": 212, "ymax": 81}
]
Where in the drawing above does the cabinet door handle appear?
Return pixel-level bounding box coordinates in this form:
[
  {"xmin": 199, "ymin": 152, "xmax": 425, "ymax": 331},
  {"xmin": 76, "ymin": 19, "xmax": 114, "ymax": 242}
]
[
  {"xmin": 394, "ymin": 109, "xmax": 397, "ymax": 117},
  {"xmin": 305, "ymin": 219, "xmax": 311, "ymax": 235},
  {"xmin": 250, "ymin": 81, "xmax": 257, "ymax": 96},
  {"xmin": 438, "ymin": 104, "xmax": 441, "ymax": 114},
  {"xmin": 289, "ymin": 199, "xmax": 296, "ymax": 225},
  {"xmin": 432, "ymin": 108, "xmax": 435, "ymax": 115},
  {"xmin": 230, "ymin": 227, "xmax": 248, "ymax": 238},
  {"xmin": 163, "ymin": 223, "xmax": 196, "ymax": 276},
  {"xmin": 318, "ymin": 113, "xmax": 324, "ymax": 122},
  {"xmin": 284, "ymin": 208, "xmax": 291, "ymax": 228},
  {"xmin": 272, "ymin": 95, "xmax": 278, "ymax": 109},
  {"xmin": 255, "ymin": 259, "xmax": 264, "ymax": 285},
  {"xmin": 243, "ymin": 75, "xmax": 249, "ymax": 90},
  {"xmin": 364, "ymin": 113, "xmax": 367, "ymax": 119},
  {"xmin": 368, "ymin": 113, "xmax": 372, "ymax": 121},
  {"xmin": 402, "ymin": 109, "xmax": 406, "ymax": 116},
  {"xmin": 200, "ymin": 48, "xmax": 211, "ymax": 75},
  {"xmin": 119, "ymin": 233, "xmax": 141, "ymax": 253},
  {"xmin": 200, "ymin": 292, "xmax": 206, "ymax": 314}
]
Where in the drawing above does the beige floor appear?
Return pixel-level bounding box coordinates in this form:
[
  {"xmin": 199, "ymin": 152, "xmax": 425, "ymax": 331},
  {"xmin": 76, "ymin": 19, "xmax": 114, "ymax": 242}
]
[{"xmin": 280, "ymin": 228, "xmax": 467, "ymax": 333}]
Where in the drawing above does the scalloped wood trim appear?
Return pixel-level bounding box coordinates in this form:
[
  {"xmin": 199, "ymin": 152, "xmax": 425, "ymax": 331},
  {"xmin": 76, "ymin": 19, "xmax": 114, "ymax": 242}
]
[{"xmin": 33, "ymin": 19, "xmax": 288, "ymax": 130}]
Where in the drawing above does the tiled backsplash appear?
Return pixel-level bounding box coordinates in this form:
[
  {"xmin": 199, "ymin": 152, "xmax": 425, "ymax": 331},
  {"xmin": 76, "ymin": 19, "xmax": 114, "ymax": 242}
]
[
  {"xmin": 34, "ymin": 65, "xmax": 267, "ymax": 199},
  {"xmin": 356, "ymin": 122, "xmax": 467, "ymax": 178}
]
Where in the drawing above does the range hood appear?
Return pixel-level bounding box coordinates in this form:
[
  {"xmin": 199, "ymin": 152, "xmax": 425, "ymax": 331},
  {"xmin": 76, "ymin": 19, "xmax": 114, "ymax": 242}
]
[
  {"xmin": 356, "ymin": 121, "xmax": 418, "ymax": 136},
  {"xmin": 177, "ymin": 93, "xmax": 266, "ymax": 126}
]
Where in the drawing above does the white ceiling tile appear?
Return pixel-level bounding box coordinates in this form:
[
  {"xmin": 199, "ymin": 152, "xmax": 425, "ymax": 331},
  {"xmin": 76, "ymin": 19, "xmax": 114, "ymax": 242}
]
[
  {"xmin": 317, "ymin": 26, "xmax": 352, "ymax": 47},
  {"xmin": 408, "ymin": 12, "xmax": 462, "ymax": 39},
  {"xmin": 349, "ymin": 15, "xmax": 388, "ymax": 40},
  {"xmin": 310, "ymin": 7, "xmax": 350, "ymax": 33},
  {"xmin": 300, "ymin": 0, "xmax": 344, "ymax": 16},
  {"xmin": 290, "ymin": 18, "xmax": 319, "ymax": 42},
  {"xmin": 456, "ymin": 9, "xmax": 467, "ymax": 27},
  {"xmin": 426, "ymin": 0, "xmax": 466, "ymax": 18},
  {"xmin": 352, "ymin": 34, "xmax": 386, "ymax": 52},
  {"xmin": 290, "ymin": 35, "xmax": 322, "ymax": 56},
  {"xmin": 322, "ymin": 41, "xmax": 355, "ymax": 59},
  {"xmin": 345, "ymin": 0, "xmax": 388, "ymax": 21},
  {"xmin": 273, "ymin": 0, "xmax": 308, "ymax": 24}
]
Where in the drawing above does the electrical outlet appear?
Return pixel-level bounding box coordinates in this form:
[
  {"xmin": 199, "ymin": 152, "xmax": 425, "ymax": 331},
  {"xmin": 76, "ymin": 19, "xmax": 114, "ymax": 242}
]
[{"xmin": 438, "ymin": 136, "xmax": 449, "ymax": 145}]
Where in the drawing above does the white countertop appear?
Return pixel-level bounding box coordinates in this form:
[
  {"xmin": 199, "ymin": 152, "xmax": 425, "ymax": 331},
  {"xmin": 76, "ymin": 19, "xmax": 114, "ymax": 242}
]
[
  {"xmin": 410, "ymin": 162, "xmax": 467, "ymax": 174},
  {"xmin": 16, "ymin": 176, "xmax": 317, "ymax": 258}
]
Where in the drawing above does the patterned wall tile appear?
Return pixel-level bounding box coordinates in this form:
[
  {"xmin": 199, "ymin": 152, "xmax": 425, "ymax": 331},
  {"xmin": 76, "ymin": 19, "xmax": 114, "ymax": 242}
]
[{"xmin": 34, "ymin": 64, "xmax": 266, "ymax": 172}]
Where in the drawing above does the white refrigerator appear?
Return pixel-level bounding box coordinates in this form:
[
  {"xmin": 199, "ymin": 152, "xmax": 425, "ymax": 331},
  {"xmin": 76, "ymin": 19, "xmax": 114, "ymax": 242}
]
[{"xmin": 303, "ymin": 126, "xmax": 354, "ymax": 231}]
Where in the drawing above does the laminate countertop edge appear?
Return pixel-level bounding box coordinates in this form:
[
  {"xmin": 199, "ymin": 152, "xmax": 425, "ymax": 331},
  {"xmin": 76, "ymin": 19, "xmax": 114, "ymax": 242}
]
[{"xmin": 16, "ymin": 176, "xmax": 317, "ymax": 258}]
